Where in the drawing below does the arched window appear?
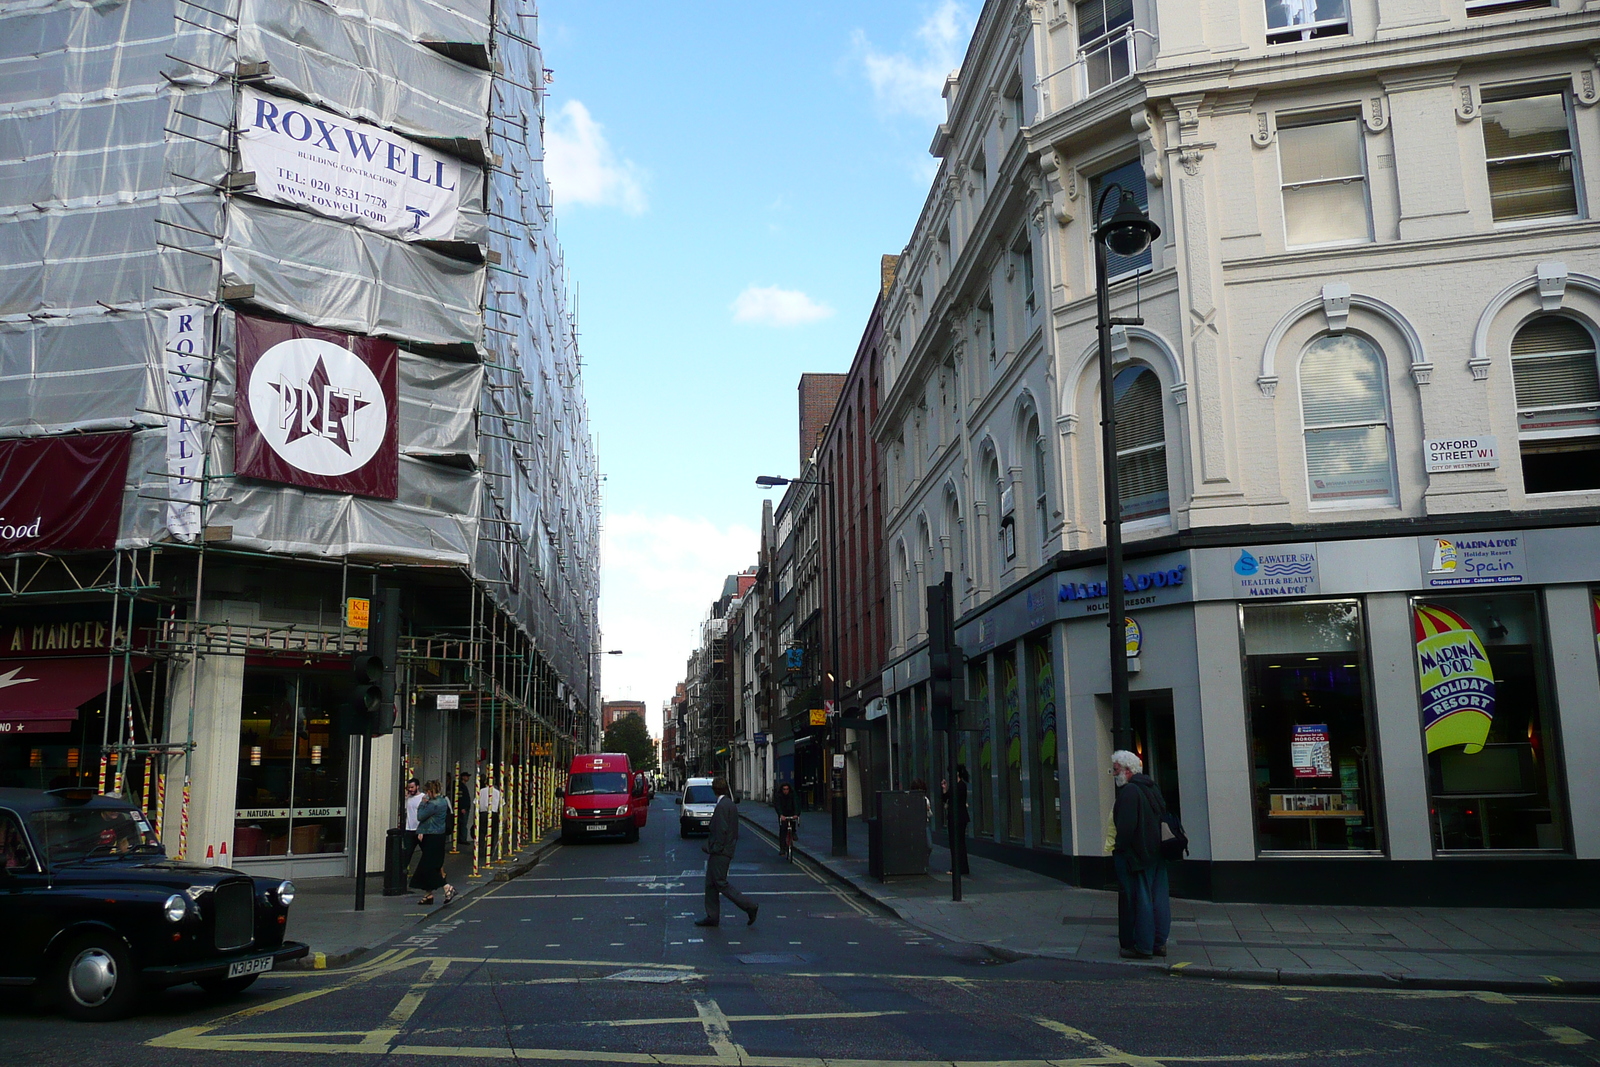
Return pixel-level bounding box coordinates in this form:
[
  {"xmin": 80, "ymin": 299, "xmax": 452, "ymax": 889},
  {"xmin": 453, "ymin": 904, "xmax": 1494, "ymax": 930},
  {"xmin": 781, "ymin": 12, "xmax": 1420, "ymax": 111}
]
[
  {"xmin": 894, "ymin": 543, "xmax": 910, "ymax": 648},
  {"xmin": 1028, "ymin": 415, "xmax": 1049, "ymax": 556},
  {"xmin": 1112, "ymin": 365, "xmax": 1169, "ymax": 521},
  {"xmin": 1512, "ymin": 315, "xmax": 1600, "ymax": 494},
  {"xmin": 1299, "ymin": 335, "xmax": 1396, "ymax": 507},
  {"xmin": 945, "ymin": 491, "xmax": 966, "ymax": 588}
]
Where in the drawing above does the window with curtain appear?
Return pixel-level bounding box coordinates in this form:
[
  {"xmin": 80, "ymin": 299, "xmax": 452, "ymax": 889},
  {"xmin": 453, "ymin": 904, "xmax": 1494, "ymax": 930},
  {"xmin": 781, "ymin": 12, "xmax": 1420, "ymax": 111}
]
[
  {"xmin": 1481, "ymin": 89, "xmax": 1580, "ymax": 223},
  {"xmin": 1090, "ymin": 161, "xmax": 1152, "ymax": 279},
  {"xmin": 1265, "ymin": 0, "xmax": 1349, "ymax": 44},
  {"xmin": 1299, "ymin": 334, "xmax": 1396, "ymax": 506},
  {"xmin": 1112, "ymin": 365, "xmax": 1169, "ymax": 522},
  {"xmin": 1076, "ymin": 0, "xmax": 1134, "ymax": 93},
  {"xmin": 1278, "ymin": 115, "xmax": 1369, "ymax": 246},
  {"xmin": 1511, "ymin": 315, "xmax": 1600, "ymax": 493}
]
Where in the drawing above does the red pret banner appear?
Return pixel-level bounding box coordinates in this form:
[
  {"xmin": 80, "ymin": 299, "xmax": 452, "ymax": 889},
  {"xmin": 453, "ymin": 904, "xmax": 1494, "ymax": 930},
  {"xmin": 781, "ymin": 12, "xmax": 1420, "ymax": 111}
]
[
  {"xmin": 235, "ymin": 314, "xmax": 399, "ymax": 499},
  {"xmin": 0, "ymin": 433, "xmax": 130, "ymax": 553}
]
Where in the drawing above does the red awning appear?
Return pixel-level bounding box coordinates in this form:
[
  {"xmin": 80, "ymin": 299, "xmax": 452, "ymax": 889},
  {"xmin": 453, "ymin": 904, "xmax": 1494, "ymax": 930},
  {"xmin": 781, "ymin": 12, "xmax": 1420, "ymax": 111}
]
[{"xmin": 0, "ymin": 657, "xmax": 149, "ymax": 723}]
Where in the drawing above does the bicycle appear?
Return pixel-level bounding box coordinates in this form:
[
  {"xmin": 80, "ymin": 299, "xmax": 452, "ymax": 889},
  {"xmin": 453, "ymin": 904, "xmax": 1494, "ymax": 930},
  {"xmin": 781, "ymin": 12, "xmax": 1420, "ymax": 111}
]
[{"xmin": 777, "ymin": 815, "xmax": 799, "ymax": 862}]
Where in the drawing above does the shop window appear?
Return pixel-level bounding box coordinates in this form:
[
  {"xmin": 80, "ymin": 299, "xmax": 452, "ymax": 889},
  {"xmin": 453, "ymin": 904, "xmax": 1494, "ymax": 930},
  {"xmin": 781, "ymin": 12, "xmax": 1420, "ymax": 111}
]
[
  {"xmin": 1243, "ymin": 600, "xmax": 1382, "ymax": 852},
  {"xmin": 1077, "ymin": 0, "xmax": 1134, "ymax": 93},
  {"xmin": 1481, "ymin": 89, "xmax": 1580, "ymax": 224},
  {"xmin": 1266, "ymin": 0, "xmax": 1349, "ymax": 44},
  {"xmin": 1000, "ymin": 649, "xmax": 1025, "ymax": 843},
  {"xmin": 1091, "ymin": 160, "xmax": 1152, "ymax": 280},
  {"xmin": 1278, "ymin": 114, "xmax": 1370, "ymax": 246},
  {"xmin": 1415, "ymin": 593, "xmax": 1566, "ymax": 851},
  {"xmin": 967, "ymin": 658, "xmax": 993, "ymax": 837},
  {"xmin": 1511, "ymin": 316, "xmax": 1600, "ymax": 493},
  {"xmin": 1467, "ymin": 0, "xmax": 1551, "ymax": 13},
  {"xmin": 1299, "ymin": 334, "xmax": 1397, "ymax": 507},
  {"xmin": 1113, "ymin": 365, "xmax": 1169, "ymax": 522},
  {"xmin": 1028, "ymin": 636, "xmax": 1062, "ymax": 847},
  {"xmin": 234, "ymin": 669, "xmax": 350, "ymax": 858}
]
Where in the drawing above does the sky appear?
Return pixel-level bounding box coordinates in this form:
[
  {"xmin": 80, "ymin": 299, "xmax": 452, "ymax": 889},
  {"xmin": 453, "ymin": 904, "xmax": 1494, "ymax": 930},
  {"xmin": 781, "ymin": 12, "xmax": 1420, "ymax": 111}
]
[{"xmin": 538, "ymin": 3, "xmax": 980, "ymax": 738}]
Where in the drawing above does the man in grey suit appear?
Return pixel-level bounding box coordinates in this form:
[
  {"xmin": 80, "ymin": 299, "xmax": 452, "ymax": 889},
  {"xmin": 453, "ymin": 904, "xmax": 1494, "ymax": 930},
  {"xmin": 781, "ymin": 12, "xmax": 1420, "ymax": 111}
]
[{"xmin": 695, "ymin": 776, "xmax": 758, "ymax": 927}]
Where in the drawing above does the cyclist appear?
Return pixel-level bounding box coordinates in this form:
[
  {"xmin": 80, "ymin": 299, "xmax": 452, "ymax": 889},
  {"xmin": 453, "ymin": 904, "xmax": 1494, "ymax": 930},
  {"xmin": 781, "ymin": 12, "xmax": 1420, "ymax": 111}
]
[{"xmin": 774, "ymin": 781, "xmax": 799, "ymax": 861}]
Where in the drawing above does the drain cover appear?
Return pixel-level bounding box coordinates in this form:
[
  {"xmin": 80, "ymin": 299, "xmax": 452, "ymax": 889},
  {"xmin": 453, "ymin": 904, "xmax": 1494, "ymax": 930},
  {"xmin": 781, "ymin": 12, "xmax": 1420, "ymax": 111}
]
[
  {"xmin": 736, "ymin": 953, "xmax": 806, "ymax": 965},
  {"xmin": 606, "ymin": 969, "xmax": 692, "ymax": 983}
]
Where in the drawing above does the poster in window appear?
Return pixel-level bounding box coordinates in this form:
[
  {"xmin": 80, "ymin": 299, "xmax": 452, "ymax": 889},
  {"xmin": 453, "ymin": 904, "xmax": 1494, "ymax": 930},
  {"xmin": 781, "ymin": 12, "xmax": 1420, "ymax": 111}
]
[
  {"xmin": 1414, "ymin": 604, "xmax": 1495, "ymax": 754},
  {"xmin": 1291, "ymin": 724, "xmax": 1333, "ymax": 778}
]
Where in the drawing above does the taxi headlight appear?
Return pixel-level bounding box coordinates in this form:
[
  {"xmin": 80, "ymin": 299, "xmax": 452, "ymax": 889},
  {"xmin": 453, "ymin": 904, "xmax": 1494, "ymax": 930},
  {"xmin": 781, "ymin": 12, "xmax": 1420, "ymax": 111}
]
[
  {"xmin": 616, "ymin": 805, "xmax": 631, "ymax": 816},
  {"xmin": 276, "ymin": 879, "xmax": 296, "ymax": 907},
  {"xmin": 564, "ymin": 806, "xmax": 579, "ymax": 818},
  {"xmin": 163, "ymin": 893, "xmax": 189, "ymax": 923}
]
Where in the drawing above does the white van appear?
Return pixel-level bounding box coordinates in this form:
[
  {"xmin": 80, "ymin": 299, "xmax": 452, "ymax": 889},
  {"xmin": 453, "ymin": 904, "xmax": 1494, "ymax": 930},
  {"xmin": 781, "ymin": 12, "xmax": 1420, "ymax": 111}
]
[{"xmin": 678, "ymin": 777, "xmax": 717, "ymax": 838}]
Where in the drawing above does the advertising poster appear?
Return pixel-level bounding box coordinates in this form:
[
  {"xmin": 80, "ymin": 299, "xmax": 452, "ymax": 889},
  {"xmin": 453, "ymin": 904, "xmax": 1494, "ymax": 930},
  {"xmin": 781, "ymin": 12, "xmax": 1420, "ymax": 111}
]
[
  {"xmin": 1414, "ymin": 604, "xmax": 1496, "ymax": 754},
  {"xmin": 237, "ymin": 87, "xmax": 462, "ymax": 241},
  {"xmin": 1034, "ymin": 643, "xmax": 1056, "ymax": 765},
  {"xmin": 0, "ymin": 433, "xmax": 131, "ymax": 552},
  {"xmin": 235, "ymin": 314, "xmax": 399, "ymax": 499},
  {"xmin": 1291, "ymin": 724, "xmax": 1333, "ymax": 778},
  {"xmin": 164, "ymin": 305, "xmax": 209, "ymax": 541}
]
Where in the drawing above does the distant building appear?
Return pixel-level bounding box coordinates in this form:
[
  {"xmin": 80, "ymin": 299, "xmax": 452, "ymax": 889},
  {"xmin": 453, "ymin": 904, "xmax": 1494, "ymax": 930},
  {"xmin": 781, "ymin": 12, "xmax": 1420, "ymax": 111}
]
[{"xmin": 601, "ymin": 701, "xmax": 647, "ymax": 733}]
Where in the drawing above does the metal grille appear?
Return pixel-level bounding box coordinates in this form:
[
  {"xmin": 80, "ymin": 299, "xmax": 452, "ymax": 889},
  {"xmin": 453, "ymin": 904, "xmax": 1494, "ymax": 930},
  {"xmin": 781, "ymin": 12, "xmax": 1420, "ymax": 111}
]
[{"xmin": 213, "ymin": 881, "xmax": 254, "ymax": 952}]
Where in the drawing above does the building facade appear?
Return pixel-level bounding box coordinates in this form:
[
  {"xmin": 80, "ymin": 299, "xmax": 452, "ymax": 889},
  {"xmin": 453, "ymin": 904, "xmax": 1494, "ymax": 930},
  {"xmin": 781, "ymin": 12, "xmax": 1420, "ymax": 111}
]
[
  {"xmin": 0, "ymin": 1, "xmax": 600, "ymax": 878},
  {"xmin": 601, "ymin": 701, "xmax": 647, "ymax": 733},
  {"xmin": 877, "ymin": 0, "xmax": 1600, "ymax": 903}
]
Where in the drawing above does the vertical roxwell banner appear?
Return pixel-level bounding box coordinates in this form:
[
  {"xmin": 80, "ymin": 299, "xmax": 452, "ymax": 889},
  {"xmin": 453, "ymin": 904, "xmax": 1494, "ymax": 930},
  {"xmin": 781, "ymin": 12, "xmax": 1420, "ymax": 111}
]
[{"xmin": 235, "ymin": 314, "xmax": 399, "ymax": 499}]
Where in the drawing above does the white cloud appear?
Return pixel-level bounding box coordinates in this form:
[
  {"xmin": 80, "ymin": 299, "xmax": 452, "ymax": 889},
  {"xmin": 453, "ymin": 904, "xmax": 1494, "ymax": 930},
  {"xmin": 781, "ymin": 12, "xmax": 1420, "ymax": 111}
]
[
  {"xmin": 853, "ymin": 1, "xmax": 974, "ymax": 122},
  {"xmin": 730, "ymin": 284, "xmax": 834, "ymax": 327},
  {"xmin": 544, "ymin": 100, "xmax": 647, "ymax": 214},
  {"xmin": 599, "ymin": 513, "xmax": 760, "ymax": 738}
]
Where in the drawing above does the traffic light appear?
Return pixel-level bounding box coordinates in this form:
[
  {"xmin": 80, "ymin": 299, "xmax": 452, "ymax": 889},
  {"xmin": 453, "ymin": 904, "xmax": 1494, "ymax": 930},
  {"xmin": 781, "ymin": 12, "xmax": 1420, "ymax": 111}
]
[
  {"xmin": 341, "ymin": 653, "xmax": 384, "ymax": 737},
  {"xmin": 927, "ymin": 573, "xmax": 958, "ymax": 733},
  {"xmin": 341, "ymin": 586, "xmax": 400, "ymax": 737}
]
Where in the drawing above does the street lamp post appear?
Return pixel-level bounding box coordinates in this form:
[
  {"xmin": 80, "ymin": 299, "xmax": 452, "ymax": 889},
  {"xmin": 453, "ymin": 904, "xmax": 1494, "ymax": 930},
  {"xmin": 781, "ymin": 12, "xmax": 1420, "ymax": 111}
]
[
  {"xmin": 1092, "ymin": 184, "xmax": 1161, "ymax": 753},
  {"xmin": 588, "ymin": 648, "xmax": 622, "ymax": 751},
  {"xmin": 757, "ymin": 472, "xmax": 847, "ymax": 857}
]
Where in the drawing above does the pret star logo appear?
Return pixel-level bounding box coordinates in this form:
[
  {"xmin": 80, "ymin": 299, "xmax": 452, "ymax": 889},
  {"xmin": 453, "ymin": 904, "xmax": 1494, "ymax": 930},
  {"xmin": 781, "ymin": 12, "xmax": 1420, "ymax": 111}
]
[
  {"xmin": 0, "ymin": 666, "xmax": 39, "ymax": 690},
  {"xmin": 246, "ymin": 337, "xmax": 386, "ymax": 477}
]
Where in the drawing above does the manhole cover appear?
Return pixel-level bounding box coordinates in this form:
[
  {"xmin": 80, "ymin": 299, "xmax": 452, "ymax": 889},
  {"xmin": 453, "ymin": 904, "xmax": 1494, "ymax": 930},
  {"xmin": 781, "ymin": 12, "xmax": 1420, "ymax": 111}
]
[
  {"xmin": 606, "ymin": 969, "xmax": 693, "ymax": 983},
  {"xmin": 736, "ymin": 953, "xmax": 807, "ymax": 965}
]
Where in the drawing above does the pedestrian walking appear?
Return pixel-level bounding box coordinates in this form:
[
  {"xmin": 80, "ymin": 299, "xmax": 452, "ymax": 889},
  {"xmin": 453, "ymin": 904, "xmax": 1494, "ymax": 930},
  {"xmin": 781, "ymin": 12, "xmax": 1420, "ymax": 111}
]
[
  {"xmin": 401, "ymin": 777, "xmax": 424, "ymax": 869},
  {"xmin": 411, "ymin": 779, "xmax": 455, "ymax": 907},
  {"xmin": 477, "ymin": 776, "xmax": 502, "ymax": 846},
  {"xmin": 910, "ymin": 778, "xmax": 933, "ymax": 852},
  {"xmin": 940, "ymin": 765, "xmax": 971, "ymax": 875},
  {"xmin": 1110, "ymin": 750, "xmax": 1170, "ymax": 959},
  {"xmin": 456, "ymin": 771, "xmax": 475, "ymax": 849},
  {"xmin": 696, "ymin": 775, "xmax": 757, "ymax": 927}
]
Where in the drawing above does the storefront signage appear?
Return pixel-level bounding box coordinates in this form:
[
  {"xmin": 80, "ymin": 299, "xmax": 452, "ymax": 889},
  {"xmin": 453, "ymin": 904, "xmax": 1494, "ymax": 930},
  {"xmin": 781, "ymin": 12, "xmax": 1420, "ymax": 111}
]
[
  {"xmin": 1425, "ymin": 435, "xmax": 1499, "ymax": 473},
  {"xmin": 236, "ymin": 314, "xmax": 399, "ymax": 499},
  {"xmin": 1, "ymin": 619, "xmax": 124, "ymax": 657},
  {"xmin": 1124, "ymin": 617, "xmax": 1141, "ymax": 657},
  {"xmin": 1415, "ymin": 604, "xmax": 1495, "ymax": 754},
  {"xmin": 234, "ymin": 807, "xmax": 349, "ymax": 820},
  {"xmin": 1231, "ymin": 545, "xmax": 1320, "ymax": 598},
  {"xmin": 0, "ymin": 433, "xmax": 131, "ymax": 552},
  {"xmin": 1417, "ymin": 533, "xmax": 1526, "ymax": 587},
  {"xmin": 1291, "ymin": 724, "xmax": 1333, "ymax": 778},
  {"xmin": 754, "ymin": 732, "xmax": 767, "ymax": 746},
  {"xmin": 346, "ymin": 597, "xmax": 370, "ymax": 629},
  {"xmin": 237, "ymin": 87, "xmax": 461, "ymax": 241},
  {"xmin": 164, "ymin": 305, "xmax": 209, "ymax": 541},
  {"xmin": 1057, "ymin": 564, "xmax": 1189, "ymax": 617},
  {"xmin": 809, "ymin": 709, "xmax": 826, "ymax": 726}
]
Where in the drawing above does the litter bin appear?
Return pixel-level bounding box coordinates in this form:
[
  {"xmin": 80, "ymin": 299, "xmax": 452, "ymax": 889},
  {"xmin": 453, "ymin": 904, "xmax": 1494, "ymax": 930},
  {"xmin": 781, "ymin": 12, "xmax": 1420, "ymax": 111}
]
[{"xmin": 383, "ymin": 827, "xmax": 410, "ymax": 896}]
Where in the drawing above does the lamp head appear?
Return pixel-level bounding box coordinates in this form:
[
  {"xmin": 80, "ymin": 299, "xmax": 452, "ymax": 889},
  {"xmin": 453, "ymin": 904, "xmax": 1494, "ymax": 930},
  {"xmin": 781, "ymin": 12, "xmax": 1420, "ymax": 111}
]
[
  {"xmin": 755, "ymin": 475, "xmax": 789, "ymax": 487},
  {"xmin": 1096, "ymin": 188, "xmax": 1160, "ymax": 258}
]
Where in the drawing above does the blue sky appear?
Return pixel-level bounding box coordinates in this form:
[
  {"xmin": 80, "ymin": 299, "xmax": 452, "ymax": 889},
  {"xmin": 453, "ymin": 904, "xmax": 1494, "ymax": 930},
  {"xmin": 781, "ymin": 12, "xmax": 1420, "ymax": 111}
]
[{"xmin": 539, "ymin": 2, "xmax": 979, "ymax": 731}]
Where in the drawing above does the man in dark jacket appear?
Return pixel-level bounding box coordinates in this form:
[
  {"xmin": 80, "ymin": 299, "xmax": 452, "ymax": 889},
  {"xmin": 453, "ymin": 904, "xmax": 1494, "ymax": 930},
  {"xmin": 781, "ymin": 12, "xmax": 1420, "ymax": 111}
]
[
  {"xmin": 696, "ymin": 776, "xmax": 757, "ymax": 927},
  {"xmin": 1111, "ymin": 750, "xmax": 1170, "ymax": 959}
]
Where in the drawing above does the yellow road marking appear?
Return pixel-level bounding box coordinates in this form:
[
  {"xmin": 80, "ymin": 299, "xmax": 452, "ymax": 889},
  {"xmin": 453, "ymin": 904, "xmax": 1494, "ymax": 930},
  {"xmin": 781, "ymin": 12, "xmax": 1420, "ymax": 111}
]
[
  {"xmin": 361, "ymin": 958, "xmax": 451, "ymax": 1052},
  {"xmin": 1033, "ymin": 1017, "xmax": 1166, "ymax": 1067},
  {"xmin": 1537, "ymin": 1023, "xmax": 1593, "ymax": 1045}
]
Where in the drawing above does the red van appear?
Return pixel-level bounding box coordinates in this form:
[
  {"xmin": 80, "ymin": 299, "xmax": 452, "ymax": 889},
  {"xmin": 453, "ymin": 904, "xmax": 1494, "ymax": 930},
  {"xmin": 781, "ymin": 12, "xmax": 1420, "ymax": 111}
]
[{"xmin": 558, "ymin": 753, "xmax": 649, "ymax": 843}]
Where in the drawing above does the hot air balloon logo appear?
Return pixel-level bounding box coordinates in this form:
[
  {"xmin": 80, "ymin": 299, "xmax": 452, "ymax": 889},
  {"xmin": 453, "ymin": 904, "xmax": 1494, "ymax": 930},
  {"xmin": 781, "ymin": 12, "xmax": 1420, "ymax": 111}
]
[{"xmin": 1414, "ymin": 604, "xmax": 1495, "ymax": 754}]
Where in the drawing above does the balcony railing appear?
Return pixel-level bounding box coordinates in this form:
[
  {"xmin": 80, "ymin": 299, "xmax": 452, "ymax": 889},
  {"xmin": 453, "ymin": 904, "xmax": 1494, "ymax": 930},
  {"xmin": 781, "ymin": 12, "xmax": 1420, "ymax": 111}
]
[{"xmin": 1035, "ymin": 27, "xmax": 1157, "ymax": 116}]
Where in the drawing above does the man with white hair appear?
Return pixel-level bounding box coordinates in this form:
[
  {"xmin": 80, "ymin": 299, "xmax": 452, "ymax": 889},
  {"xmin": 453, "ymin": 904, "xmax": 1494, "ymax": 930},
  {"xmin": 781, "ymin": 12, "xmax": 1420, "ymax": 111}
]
[{"xmin": 1110, "ymin": 749, "xmax": 1171, "ymax": 959}]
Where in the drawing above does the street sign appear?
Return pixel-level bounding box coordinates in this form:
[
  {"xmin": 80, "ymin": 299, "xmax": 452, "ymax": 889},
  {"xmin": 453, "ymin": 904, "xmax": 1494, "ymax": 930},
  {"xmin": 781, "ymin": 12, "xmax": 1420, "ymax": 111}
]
[
  {"xmin": 832, "ymin": 754, "xmax": 845, "ymax": 770},
  {"xmin": 754, "ymin": 732, "xmax": 767, "ymax": 746},
  {"xmin": 346, "ymin": 597, "xmax": 370, "ymax": 629},
  {"xmin": 824, "ymin": 700, "xmax": 835, "ymax": 713},
  {"xmin": 436, "ymin": 693, "xmax": 459, "ymax": 710}
]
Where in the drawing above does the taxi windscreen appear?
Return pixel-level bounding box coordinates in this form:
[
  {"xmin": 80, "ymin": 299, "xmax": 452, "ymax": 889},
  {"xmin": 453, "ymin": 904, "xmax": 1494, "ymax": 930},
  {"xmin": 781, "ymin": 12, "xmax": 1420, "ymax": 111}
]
[{"xmin": 565, "ymin": 772, "xmax": 629, "ymax": 796}]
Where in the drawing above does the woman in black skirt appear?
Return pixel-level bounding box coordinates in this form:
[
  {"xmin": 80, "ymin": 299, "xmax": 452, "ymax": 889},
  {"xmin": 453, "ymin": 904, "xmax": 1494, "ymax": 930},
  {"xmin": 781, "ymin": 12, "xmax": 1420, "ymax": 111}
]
[{"xmin": 410, "ymin": 779, "xmax": 455, "ymax": 906}]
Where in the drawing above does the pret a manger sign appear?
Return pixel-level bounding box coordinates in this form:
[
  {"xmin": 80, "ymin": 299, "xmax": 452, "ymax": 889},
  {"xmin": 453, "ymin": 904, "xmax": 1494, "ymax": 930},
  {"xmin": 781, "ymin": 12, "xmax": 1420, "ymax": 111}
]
[{"xmin": 238, "ymin": 87, "xmax": 461, "ymax": 241}]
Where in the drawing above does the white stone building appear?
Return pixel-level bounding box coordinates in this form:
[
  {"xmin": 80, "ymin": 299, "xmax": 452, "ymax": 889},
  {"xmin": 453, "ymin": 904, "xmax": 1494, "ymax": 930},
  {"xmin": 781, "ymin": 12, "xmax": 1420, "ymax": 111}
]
[{"xmin": 877, "ymin": 0, "xmax": 1600, "ymax": 903}]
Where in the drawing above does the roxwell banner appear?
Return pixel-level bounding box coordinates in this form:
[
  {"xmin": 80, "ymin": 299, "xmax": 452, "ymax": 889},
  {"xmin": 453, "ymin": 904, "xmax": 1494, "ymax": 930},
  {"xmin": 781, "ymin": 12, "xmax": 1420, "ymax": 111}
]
[
  {"xmin": 237, "ymin": 87, "xmax": 462, "ymax": 241},
  {"xmin": 0, "ymin": 433, "xmax": 130, "ymax": 552},
  {"xmin": 236, "ymin": 315, "xmax": 398, "ymax": 499}
]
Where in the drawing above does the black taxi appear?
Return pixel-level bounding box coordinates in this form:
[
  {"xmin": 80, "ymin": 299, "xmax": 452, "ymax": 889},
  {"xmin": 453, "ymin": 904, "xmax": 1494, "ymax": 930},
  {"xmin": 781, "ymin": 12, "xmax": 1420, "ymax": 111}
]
[{"xmin": 0, "ymin": 787, "xmax": 308, "ymax": 1020}]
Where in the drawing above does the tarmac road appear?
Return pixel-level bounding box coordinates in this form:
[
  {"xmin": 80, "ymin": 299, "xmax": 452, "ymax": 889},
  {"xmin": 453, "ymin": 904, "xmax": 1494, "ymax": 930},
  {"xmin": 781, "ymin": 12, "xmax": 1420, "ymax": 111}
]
[{"xmin": 6, "ymin": 791, "xmax": 1600, "ymax": 1065}]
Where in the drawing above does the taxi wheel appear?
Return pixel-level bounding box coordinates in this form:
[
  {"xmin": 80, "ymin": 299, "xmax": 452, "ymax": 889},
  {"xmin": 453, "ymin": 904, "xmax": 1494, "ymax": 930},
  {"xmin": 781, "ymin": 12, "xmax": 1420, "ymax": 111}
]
[
  {"xmin": 197, "ymin": 974, "xmax": 259, "ymax": 996},
  {"xmin": 53, "ymin": 933, "xmax": 139, "ymax": 1022}
]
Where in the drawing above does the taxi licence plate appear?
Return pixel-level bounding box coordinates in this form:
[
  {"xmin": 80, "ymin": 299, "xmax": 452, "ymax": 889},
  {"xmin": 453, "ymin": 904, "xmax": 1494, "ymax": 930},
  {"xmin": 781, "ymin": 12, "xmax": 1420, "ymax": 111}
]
[
  {"xmin": 227, "ymin": 956, "xmax": 274, "ymax": 979},
  {"xmin": 586, "ymin": 823, "xmax": 606, "ymax": 831}
]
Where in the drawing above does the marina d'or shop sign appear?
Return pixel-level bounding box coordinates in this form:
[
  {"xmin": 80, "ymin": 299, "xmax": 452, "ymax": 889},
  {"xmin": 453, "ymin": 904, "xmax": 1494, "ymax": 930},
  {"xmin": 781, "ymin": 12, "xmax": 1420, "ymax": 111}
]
[
  {"xmin": 1417, "ymin": 532, "xmax": 1526, "ymax": 588},
  {"xmin": 237, "ymin": 86, "xmax": 462, "ymax": 241}
]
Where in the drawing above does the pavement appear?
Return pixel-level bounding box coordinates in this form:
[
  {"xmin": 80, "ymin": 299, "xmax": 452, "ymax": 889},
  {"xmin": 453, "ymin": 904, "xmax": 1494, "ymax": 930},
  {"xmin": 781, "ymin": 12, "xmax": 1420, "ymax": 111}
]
[
  {"xmin": 741, "ymin": 802, "xmax": 1600, "ymax": 994},
  {"xmin": 284, "ymin": 828, "xmax": 560, "ymax": 967}
]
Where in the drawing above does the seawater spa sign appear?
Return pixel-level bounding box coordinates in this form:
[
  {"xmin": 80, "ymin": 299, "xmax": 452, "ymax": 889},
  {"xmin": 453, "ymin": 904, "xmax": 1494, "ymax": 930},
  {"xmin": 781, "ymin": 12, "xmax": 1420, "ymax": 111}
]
[
  {"xmin": 1417, "ymin": 533, "xmax": 1526, "ymax": 588},
  {"xmin": 1414, "ymin": 604, "xmax": 1495, "ymax": 754},
  {"xmin": 1231, "ymin": 545, "xmax": 1320, "ymax": 598},
  {"xmin": 238, "ymin": 87, "xmax": 462, "ymax": 241}
]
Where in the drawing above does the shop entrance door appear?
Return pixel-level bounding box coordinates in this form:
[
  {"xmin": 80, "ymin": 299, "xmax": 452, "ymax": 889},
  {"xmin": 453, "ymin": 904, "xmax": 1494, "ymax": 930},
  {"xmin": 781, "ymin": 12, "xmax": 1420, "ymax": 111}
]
[{"xmin": 1129, "ymin": 690, "xmax": 1180, "ymax": 821}]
